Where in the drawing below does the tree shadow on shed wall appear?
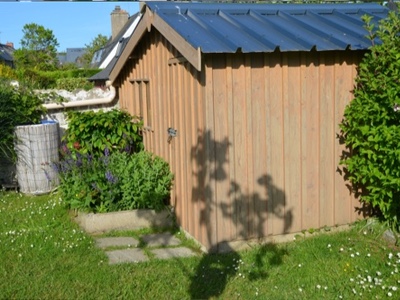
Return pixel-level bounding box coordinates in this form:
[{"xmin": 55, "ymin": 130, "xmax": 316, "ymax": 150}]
[{"xmin": 188, "ymin": 129, "xmax": 291, "ymax": 299}]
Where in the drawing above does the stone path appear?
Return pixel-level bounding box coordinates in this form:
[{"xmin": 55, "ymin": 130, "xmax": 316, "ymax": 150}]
[{"xmin": 94, "ymin": 232, "xmax": 198, "ymax": 264}]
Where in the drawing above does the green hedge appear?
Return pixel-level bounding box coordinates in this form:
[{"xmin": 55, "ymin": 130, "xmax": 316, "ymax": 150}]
[{"xmin": 16, "ymin": 68, "xmax": 100, "ymax": 90}]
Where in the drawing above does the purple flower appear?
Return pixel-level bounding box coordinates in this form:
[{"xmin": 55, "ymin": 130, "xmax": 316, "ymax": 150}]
[
  {"xmin": 105, "ymin": 170, "xmax": 117, "ymax": 184},
  {"xmin": 104, "ymin": 147, "xmax": 110, "ymax": 157},
  {"xmin": 76, "ymin": 152, "xmax": 83, "ymax": 167}
]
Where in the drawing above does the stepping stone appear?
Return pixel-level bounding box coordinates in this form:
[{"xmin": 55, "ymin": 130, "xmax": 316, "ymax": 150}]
[
  {"xmin": 141, "ymin": 233, "xmax": 181, "ymax": 247},
  {"xmin": 105, "ymin": 248, "xmax": 148, "ymax": 264},
  {"xmin": 151, "ymin": 247, "xmax": 197, "ymax": 260},
  {"xmin": 95, "ymin": 237, "xmax": 139, "ymax": 249}
]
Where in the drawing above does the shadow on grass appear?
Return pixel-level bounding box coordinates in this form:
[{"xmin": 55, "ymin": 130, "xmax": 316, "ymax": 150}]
[
  {"xmin": 189, "ymin": 244, "xmax": 240, "ymax": 299},
  {"xmin": 186, "ymin": 129, "xmax": 291, "ymax": 299},
  {"xmin": 188, "ymin": 242, "xmax": 288, "ymax": 299}
]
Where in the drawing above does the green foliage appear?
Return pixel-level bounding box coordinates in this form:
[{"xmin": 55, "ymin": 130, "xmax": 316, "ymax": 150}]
[
  {"xmin": 15, "ymin": 68, "xmax": 99, "ymax": 90},
  {"xmin": 114, "ymin": 151, "xmax": 175, "ymax": 211},
  {"xmin": 14, "ymin": 23, "xmax": 59, "ymax": 71},
  {"xmin": 47, "ymin": 68, "xmax": 100, "ymax": 79},
  {"xmin": 55, "ymin": 77, "xmax": 94, "ymax": 91},
  {"xmin": 0, "ymin": 64, "xmax": 17, "ymax": 80},
  {"xmin": 81, "ymin": 34, "xmax": 109, "ymax": 68},
  {"xmin": 63, "ymin": 109, "xmax": 144, "ymax": 157},
  {"xmin": 0, "ymin": 79, "xmax": 46, "ymax": 160},
  {"xmin": 15, "ymin": 68, "xmax": 56, "ymax": 89},
  {"xmin": 53, "ymin": 150, "xmax": 174, "ymax": 213},
  {"xmin": 339, "ymin": 12, "xmax": 400, "ymax": 229}
]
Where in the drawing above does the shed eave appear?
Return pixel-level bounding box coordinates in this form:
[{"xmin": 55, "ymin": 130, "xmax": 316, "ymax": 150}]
[
  {"xmin": 110, "ymin": 4, "xmax": 202, "ymax": 84},
  {"xmin": 152, "ymin": 11, "xmax": 202, "ymax": 71}
]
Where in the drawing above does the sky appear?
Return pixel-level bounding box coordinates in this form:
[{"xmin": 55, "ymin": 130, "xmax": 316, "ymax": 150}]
[{"xmin": 0, "ymin": 1, "xmax": 140, "ymax": 51}]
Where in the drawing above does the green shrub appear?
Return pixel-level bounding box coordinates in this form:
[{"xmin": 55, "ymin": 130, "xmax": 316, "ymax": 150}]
[
  {"xmin": 116, "ymin": 151, "xmax": 174, "ymax": 211},
  {"xmin": 14, "ymin": 68, "xmax": 100, "ymax": 90},
  {"xmin": 339, "ymin": 12, "xmax": 400, "ymax": 229},
  {"xmin": 16, "ymin": 68, "xmax": 56, "ymax": 89},
  {"xmin": 0, "ymin": 64, "xmax": 17, "ymax": 80},
  {"xmin": 0, "ymin": 79, "xmax": 46, "ymax": 160},
  {"xmin": 55, "ymin": 77, "xmax": 94, "ymax": 91},
  {"xmin": 63, "ymin": 109, "xmax": 143, "ymax": 157},
  {"xmin": 53, "ymin": 150, "xmax": 174, "ymax": 213}
]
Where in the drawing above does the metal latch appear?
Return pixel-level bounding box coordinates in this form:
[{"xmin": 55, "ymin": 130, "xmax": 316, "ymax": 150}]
[{"xmin": 167, "ymin": 127, "xmax": 177, "ymax": 143}]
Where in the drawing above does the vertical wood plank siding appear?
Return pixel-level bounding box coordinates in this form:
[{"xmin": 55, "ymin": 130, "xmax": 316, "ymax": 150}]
[
  {"xmin": 203, "ymin": 51, "xmax": 362, "ymax": 249},
  {"xmin": 116, "ymin": 29, "xmax": 364, "ymax": 251}
]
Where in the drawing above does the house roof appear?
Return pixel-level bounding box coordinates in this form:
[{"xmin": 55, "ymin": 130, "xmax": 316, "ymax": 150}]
[
  {"xmin": 89, "ymin": 12, "xmax": 141, "ymax": 82},
  {"xmin": 0, "ymin": 43, "xmax": 14, "ymax": 63},
  {"xmin": 109, "ymin": 2, "xmax": 390, "ymax": 81},
  {"xmin": 58, "ymin": 48, "xmax": 86, "ymax": 67}
]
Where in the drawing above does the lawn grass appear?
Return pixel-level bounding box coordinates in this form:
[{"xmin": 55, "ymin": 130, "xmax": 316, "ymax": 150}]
[{"xmin": 1, "ymin": 190, "xmax": 400, "ymax": 299}]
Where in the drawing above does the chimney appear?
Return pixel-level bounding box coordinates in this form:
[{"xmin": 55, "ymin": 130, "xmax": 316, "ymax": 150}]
[
  {"xmin": 111, "ymin": 6, "xmax": 129, "ymax": 41},
  {"xmin": 6, "ymin": 42, "xmax": 14, "ymax": 48}
]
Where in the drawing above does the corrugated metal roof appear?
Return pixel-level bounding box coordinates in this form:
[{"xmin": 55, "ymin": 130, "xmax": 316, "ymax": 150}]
[{"xmin": 146, "ymin": 2, "xmax": 389, "ymax": 53}]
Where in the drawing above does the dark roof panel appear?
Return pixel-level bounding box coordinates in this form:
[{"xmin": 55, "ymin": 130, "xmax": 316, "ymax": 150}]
[
  {"xmin": 0, "ymin": 43, "xmax": 14, "ymax": 62},
  {"xmin": 146, "ymin": 2, "xmax": 389, "ymax": 53}
]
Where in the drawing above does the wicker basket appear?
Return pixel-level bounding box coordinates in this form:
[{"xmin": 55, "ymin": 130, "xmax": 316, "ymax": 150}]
[{"xmin": 14, "ymin": 122, "xmax": 60, "ymax": 194}]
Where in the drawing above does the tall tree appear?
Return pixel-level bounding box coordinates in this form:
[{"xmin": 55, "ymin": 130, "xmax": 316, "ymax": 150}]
[
  {"xmin": 14, "ymin": 23, "xmax": 59, "ymax": 71},
  {"xmin": 81, "ymin": 34, "xmax": 109, "ymax": 68}
]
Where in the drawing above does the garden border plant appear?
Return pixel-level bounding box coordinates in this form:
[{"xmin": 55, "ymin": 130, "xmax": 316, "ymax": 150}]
[
  {"xmin": 339, "ymin": 11, "xmax": 400, "ymax": 232},
  {"xmin": 54, "ymin": 149, "xmax": 174, "ymax": 213},
  {"xmin": 53, "ymin": 109, "xmax": 174, "ymax": 213}
]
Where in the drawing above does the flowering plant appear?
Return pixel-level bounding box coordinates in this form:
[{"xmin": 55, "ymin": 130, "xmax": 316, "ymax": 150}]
[{"xmin": 51, "ymin": 147, "xmax": 173, "ymax": 213}]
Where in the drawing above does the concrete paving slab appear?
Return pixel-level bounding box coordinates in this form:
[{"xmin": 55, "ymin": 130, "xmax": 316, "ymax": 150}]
[
  {"xmin": 141, "ymin": 233, "xmax": 181, "ymax": 247},
  {"xmin": 75, "ymin": 209, "xmax": 173, "ymax": 234},
  {"xmin": 106, "ymin": 248, "xmax": 148, "ymax": 264},
  {"xmin": 95, "ymin": 237, "xmax": 139, "ymax": 249},
  {"xmin": 151, "ymin": 247, "xmax": 197, "ymax": 260}
]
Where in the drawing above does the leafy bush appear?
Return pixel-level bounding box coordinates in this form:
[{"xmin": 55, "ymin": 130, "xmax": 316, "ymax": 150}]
[
  {"xmin": 339, "ymin": 12, "xmax": 400, "ymax": 228},
  {"xmin": 115, "ymin": 151, "xmax": 175, "ymax": 211},
  {"xmin": 0, "ymin": 79, "xmax": 46, "ymax": 160},
  {"xmin": 42, "ymin": 68, "xmax": 100, "ymax": 80},
  {"xmin": 63, "ymin": 109, "xmax": 143, "ymax": 157},
  {"xmin": 16, "ymin": 68, "xmax": 56, "ymax": 89},
  {"xmin": 0, "ymin": 64, "xmax": 17, "ymax": 80},
  {"xmin": 55, "ymin": 77, "xmax": 94, "ymax": 91},
  {"xmin": 52, "ymin": 150, "xmax": 174, "ymax": 213},
  {"xmin": 15, "ymin": 68, "xmax": 100, "ymax": 90}
]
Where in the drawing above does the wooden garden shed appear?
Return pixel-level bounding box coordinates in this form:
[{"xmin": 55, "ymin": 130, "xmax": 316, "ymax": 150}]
[{"xmin": 108, "ymin": 1, "xmax": 389, "ymax": 252}]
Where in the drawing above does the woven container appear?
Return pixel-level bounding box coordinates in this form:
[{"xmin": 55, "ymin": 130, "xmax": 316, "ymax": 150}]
[{"xmin": 14, "ymin": 122, "xmax": 60, "ymax": 194}]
